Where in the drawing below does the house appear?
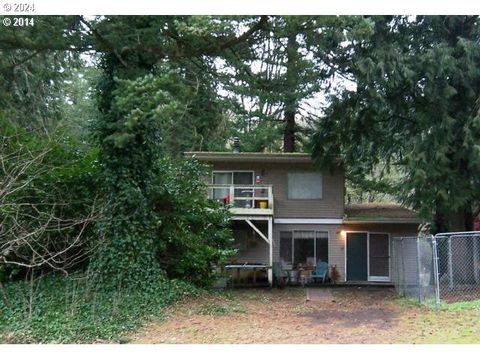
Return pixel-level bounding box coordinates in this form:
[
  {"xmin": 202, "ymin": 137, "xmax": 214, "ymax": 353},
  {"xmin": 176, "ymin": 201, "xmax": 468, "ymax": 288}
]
[{"xmin": 185, "ymin": 150, "xmax": 421, "ymax": 285}]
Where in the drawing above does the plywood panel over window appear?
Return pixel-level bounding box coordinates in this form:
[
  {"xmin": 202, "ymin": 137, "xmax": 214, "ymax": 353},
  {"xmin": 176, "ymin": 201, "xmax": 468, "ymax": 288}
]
[{"xmin": 288, "ymin": 172, "xmax": 322, "ymax": 199}]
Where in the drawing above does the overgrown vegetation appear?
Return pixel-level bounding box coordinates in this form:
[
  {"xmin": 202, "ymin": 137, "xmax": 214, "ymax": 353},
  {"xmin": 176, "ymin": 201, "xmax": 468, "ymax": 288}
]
[
  {"xmin": 0, "ymin": 275, "xmax": 199, "ymax": 343},
  {"xmin": 1, "ymin": 15, "xmax": 480, "ymax": 343}
]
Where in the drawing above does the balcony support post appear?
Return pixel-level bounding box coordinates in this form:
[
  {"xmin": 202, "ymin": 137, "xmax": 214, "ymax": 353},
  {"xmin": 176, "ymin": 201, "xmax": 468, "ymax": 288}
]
[{"xmin": 268, "ymin": 216, "xmax": 273, "ymax": 286}]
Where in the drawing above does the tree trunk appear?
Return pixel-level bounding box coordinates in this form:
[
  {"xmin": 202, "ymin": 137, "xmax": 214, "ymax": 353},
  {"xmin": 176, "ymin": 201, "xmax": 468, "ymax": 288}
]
[
  {"xmin": 283, "ymin": 30, "xmax": 298, "ymax": 153},
  {"xmin": 463, "ymin": 205, "xmax": 474, "ymax": 231},
  {"xmin": 434, "ymin": 205, "xmax": 448, "ymax": 234},
  {"xmin": 283, "ymin": 109, "xmax": 296, "ymax": 152}
]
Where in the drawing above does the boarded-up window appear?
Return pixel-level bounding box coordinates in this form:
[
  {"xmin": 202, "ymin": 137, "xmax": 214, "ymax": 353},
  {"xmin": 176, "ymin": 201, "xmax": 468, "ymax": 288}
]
[{"xmin": 288, "ymin": 172, "xmax": 322, "ymax": 199}]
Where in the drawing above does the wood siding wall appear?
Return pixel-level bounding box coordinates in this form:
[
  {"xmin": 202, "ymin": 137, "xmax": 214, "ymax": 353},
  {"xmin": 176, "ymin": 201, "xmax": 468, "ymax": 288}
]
[{"xmin": 207, "ymin": 161, "xmax": 344, "ymax": 219}]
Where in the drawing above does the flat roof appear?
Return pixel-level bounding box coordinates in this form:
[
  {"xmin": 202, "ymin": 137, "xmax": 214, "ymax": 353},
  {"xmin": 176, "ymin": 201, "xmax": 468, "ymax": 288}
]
[
  {"xmin": 184, "ymin": 151, "xmax": 314, "ymax": 163},
  {"xmin": 344, "ymin": 203, "xmax": 422, "ymax": 224}
]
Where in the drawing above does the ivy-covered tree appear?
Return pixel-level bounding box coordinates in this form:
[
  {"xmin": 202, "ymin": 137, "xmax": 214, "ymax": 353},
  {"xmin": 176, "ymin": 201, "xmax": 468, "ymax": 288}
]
[
  {"xmin": 312, "ymin": 15, "xmax": 480, "ymax": 232},
  {"xmin": 1, "ymin": 15, "xmax": 267, "ymax": 288},
  {"xmin": 89, "ymin": 16, "xmax": 267, "ymax": 287}
]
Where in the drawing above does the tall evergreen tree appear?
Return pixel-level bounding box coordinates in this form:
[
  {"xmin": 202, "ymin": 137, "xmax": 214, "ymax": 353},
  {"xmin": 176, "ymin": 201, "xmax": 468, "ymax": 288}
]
[
  {"xmin": 312, "ymin": 15, "xmax": 480, "ymax": 231},
  {"xmin": 221, "ymin": 16, "xmax": 367, "ymax": 152}
]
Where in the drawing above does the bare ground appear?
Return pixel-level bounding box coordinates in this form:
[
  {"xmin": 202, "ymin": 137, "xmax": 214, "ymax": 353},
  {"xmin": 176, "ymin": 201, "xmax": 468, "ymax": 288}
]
[{"xmin": 130, "ymin": 287, "xmax": 480, "ymax": 344}]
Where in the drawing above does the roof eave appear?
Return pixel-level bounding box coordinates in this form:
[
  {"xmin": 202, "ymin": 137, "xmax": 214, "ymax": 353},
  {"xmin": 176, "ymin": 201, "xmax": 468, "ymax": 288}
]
[{"xmin": 184, "ymin": 151, "xmax": 313, "ymax": 163}]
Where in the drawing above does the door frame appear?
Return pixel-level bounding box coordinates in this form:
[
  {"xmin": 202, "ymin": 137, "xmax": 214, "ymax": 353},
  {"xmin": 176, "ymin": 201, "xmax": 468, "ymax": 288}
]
[
  {"xmin": 345, "ymin": 231, "xmax": 391, "ymax": 282},
  {"xmin": 368, "ymin": 232, "xmax": 391, "ymax": 282}
]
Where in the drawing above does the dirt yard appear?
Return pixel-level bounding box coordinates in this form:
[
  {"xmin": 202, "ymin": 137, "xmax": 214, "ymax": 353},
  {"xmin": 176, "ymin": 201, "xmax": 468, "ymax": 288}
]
[{"xmin": 130, "ymin": 287, "xmax": 480, "ymax": 344}]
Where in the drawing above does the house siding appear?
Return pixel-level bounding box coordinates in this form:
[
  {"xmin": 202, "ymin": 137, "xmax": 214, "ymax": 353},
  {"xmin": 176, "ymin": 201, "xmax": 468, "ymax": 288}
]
[
  {"xmin": 195, "ymin": 154, "xmax": 420, "ymax": 285},
  {"xmin": 206, "ymin": 161, "xmax": 344, "ymax": 219}
]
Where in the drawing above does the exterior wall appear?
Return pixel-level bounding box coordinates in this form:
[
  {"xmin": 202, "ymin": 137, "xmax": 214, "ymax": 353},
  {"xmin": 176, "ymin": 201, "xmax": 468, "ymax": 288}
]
[
  {"xmin": 198, "ymin": 154, "xmax": 420, "ymax": 284},
  {"xmin": 206, "ymin": 161, "xmax": 344, "ymax": 219},
  {"xmin": 229, "ymin": 220, "xmax": 419, "ymax": 283}
]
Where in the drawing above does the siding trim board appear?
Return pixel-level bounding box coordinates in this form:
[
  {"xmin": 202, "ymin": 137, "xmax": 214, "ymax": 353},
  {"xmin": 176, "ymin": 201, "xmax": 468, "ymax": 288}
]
[
  {"xmin": 275, "ymin": 218, "xmax": 343, "ymax": 225},
  {"xmin": 344, "ymin": 219, "xmax": 421, "ymax": 224}
]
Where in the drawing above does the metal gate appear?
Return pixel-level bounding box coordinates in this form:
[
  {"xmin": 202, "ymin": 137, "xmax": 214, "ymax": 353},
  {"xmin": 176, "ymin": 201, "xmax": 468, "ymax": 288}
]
[{"xmin": 393, "ymin": 232, "xmax": 480, "ymax": 306}]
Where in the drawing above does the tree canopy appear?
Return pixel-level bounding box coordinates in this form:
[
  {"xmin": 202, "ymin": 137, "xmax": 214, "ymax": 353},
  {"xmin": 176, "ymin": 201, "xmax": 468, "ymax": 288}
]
[
  {"xmin": 1, "ymin": 15, "xmax": 480, "ymax": 292},
  {"xmin": 311, "ymin": 15, "xmax": 480, "ymax": 232}
]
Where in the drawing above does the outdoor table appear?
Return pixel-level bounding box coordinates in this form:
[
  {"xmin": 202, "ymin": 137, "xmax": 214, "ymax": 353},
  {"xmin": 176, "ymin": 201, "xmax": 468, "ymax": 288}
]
[{"xmin": 225, "ymin": 263, "xmax": 268, "ymax": 284}]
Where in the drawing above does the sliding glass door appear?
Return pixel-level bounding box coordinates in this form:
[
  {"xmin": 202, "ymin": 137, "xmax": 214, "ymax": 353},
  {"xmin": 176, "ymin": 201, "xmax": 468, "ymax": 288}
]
[
  {"xmin": 368, "ymin": 233, "xmax": 390, "ymax": 281},
  {"xmin": 346, "ymin": 232, "xmax": 390, "ymax": 282},
  {"xmin": 280, "ymin": 230, "xmax": 329, "ymax": 268}
]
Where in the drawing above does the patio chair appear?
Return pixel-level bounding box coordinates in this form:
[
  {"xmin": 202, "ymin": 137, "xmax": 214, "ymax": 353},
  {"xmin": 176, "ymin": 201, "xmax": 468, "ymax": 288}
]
[
  {"xmin": 310, "ymin": 261, "xmax": 329, "ymax": 284},
  {"xmin": 272, "ymin": 262, "xmax": 288, "ymax": 287}
]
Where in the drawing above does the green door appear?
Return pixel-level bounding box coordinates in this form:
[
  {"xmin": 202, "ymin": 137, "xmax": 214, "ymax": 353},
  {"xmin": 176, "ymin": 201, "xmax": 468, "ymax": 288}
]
[{"xmin": 346, "ymin": 232, "xmax": 368, "ymax": 281}]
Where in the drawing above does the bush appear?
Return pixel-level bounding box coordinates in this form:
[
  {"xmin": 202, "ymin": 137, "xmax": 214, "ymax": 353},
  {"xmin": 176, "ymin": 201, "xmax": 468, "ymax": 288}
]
[
  {"xmin": 0, "ymin": 116, "xmax": 100, "ymax": 279},
  {"xmin": 152, "ymin": 157, "xmax": 236, "ymax": 287}
]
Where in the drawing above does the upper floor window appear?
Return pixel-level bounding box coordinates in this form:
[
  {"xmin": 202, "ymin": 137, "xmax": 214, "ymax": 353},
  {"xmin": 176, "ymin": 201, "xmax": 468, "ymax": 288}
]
[
  {"xmin": 211, "ymin": 171, "xmax": 255, "ymax": 207},
  {"xmin": 287, "ymin": 172, "xmax": 322, "ymax": 199},
  {"xmin": 213, "ymin": 171, "xmax": 254, "ymax": 185}
]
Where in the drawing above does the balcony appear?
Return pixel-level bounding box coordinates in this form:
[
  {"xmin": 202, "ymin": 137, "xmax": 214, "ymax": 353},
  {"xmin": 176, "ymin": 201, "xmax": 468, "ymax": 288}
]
[{"xmin": 207, "ymin": 184, "xmax": 274, "ymax": 216}]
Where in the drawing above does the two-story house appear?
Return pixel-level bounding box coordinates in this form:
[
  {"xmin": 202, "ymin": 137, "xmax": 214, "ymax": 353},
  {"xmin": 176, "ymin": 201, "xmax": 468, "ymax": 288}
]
[{"xmin": 185, "ymin": 150, "xmax": 421, "ymax": 286}]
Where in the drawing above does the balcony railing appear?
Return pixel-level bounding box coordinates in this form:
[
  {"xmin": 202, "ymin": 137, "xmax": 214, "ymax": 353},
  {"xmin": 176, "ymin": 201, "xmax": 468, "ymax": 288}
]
[{"xmin": 207, "ymin": 184, "xmax": 274, "ymax": 215}]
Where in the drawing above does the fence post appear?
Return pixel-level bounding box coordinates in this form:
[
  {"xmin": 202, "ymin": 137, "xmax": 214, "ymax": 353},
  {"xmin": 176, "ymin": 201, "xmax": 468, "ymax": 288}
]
[
  {"xmin": 416, "ymin": 236, "xmax": 422, "ymax": 303},
  {"xmin": 401, "ymin": 240, "xmax": 406, "ymax": 296},
  {"xmin": 432, "ymin": 235, "xmax": 441, "ymax": 307},
  {"xmin": 448, "ymin": 237, "xmax": 454, "ymax": 290}
]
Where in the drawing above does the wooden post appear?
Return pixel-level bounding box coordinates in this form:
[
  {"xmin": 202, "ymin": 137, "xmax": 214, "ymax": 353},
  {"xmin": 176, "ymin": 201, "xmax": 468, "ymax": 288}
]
[{"xmin": 268, "ymin": 217, "xmax": 273, "ymax": 286}]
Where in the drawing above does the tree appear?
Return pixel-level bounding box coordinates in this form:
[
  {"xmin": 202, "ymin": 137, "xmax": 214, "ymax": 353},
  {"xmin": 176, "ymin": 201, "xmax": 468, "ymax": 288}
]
[
  {"xmin": 221, "ymin": 16, "xmax": 367, "ymax": 152},
  {"xmin": 1, "ymin": 15, "xmax": 267, "ymax": 288},
  {"xmin": 312, "ymin": 16, "xmax": 480, "ymax": 232},
  {"xmin": 0, "ymin": 17, "xmax": 88, "ymax": 133},
  {"xmin": 88, "ymin": 16, "xmax": 267, "ymax": 287}
]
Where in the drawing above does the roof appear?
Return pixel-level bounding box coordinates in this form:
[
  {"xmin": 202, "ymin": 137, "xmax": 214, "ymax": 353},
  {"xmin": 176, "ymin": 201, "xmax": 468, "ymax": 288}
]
[
  {"xmin": 344, "ymin": 203, "xmax": 422, "ymax": 224},
  {"xmin": 184, "ymin": 151, "xmax": 314, "ymax": 164}
]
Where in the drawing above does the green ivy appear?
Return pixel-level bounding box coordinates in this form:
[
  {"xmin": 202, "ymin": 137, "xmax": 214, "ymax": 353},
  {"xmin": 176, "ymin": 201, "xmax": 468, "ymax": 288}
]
[{"xmin": 0, "ymin": 275, "xmax": 199, "ymax": 343}]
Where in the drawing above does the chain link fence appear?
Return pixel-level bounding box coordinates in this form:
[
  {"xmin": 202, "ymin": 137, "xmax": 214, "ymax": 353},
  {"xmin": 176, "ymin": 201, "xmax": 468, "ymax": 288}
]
[
  {"xmin": 393, "ymin": 232, "xmax": 480, "ymax": 306},
  {"xmin": 392, "ymin": 235, "xmax": 436, "ymax": 304}
]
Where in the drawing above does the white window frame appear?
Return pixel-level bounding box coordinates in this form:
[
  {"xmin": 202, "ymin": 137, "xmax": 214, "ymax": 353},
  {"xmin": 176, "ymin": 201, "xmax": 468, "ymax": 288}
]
[
  {"xmin": 279, "ymin": 230, "xmax": 330, "ymax": 267},
  {"xmin": 212, "ymin": 170, "xmax": 255, "ymax": 185},
  {"xmin": 344, "ymin": 231, "xmax": 391, "ymax": 282}
]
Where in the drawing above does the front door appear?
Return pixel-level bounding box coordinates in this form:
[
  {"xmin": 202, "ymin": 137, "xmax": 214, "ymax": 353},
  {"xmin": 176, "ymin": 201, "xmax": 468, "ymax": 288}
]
[{"xmin": 346, "ymin": 232, "xmax": 368, "ymax": 281}]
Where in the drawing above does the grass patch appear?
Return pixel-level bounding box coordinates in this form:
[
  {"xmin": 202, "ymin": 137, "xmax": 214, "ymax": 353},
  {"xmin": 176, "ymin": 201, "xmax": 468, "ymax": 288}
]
[
  {"xmin": 197, "ymin": 302, "xmax": 247, "ymax": 316},
  {"xmin": 395, "ymin": 295, "xmax": 424, "ymax": 309},
  {"xmin": 0, "ymin": 275, "xmax": 198, "ymax": 343},
  {"xmin": 439, "ymin": 299, "xmax": 480, "ymax": 311}
]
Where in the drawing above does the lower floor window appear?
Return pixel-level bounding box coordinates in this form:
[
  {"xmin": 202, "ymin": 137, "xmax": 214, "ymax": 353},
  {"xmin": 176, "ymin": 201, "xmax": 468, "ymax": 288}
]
[{"xmin": 280, "ymin": 230, "xmax": 329, "ymax": 268}]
